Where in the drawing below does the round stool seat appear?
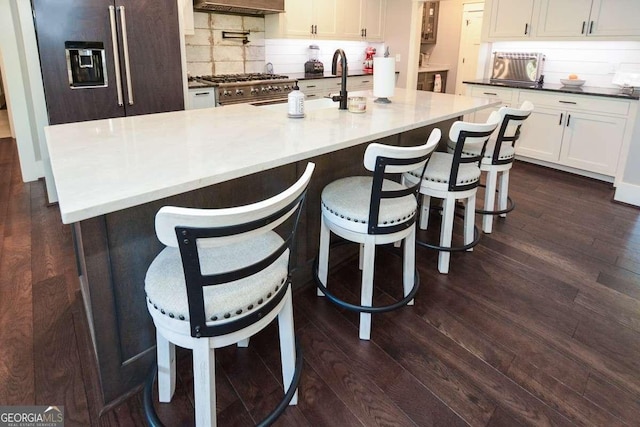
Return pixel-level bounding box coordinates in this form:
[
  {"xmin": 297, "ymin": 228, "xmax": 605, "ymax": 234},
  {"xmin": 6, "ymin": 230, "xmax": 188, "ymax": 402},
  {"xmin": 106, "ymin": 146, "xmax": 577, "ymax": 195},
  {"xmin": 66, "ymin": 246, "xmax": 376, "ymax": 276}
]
[
  {"xmin": 407, "ymin": 152, "xmax": 481, "ymax": 186},
  {"xmin": 321, "ymin": 176, "xmax": 417, "ymax": 233},
  {"xmin": 447, "ymin": 139, "xmax": 515, "ymax": 164},
  {"xmin": 145, "ymin": 231, "xmax": 288, "ymax": 323}
]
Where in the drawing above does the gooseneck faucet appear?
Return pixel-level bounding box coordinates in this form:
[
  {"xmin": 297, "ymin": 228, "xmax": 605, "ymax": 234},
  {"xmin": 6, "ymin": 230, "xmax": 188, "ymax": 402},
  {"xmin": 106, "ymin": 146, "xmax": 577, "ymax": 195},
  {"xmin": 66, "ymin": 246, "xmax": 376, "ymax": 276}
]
[{"xmin": 331, "ymin": 49, "xmax": 348, "ymax": 110}]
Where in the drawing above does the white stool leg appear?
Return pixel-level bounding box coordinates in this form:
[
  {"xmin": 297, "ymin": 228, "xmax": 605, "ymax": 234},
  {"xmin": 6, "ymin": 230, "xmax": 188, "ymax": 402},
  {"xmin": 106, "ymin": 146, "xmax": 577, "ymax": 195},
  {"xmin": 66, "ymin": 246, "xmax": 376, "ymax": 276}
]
[
  {"xmin": 317, "ymin": 215, "xmax": 330, "ymax": 297},
  {"xmin": 483, "ymin": 169, "xmax": 498, "ymax": 234},
  {"xmin": 498, "ymin": 170, "xmax": 510, "ymax": 218},
  {"xmin": 403, "ymin": 227, "xmax": 416, "ymax": 306},
  {"xmin": 438, "ymin": 195, "xmax": 455, "ymax": 274},
  {"xmin": 419, "ymin": 194, "xmax": 431, "ymax": 230},
  {"xmin": 359, "ymin": 243, "xmax": 365, "ymax": 269},
  {"xmin": 237, "ymin": 338, "xmax": 249, "ymax": 348},
  {"xmin": 156, "ymin": 329, "xmax": 176, "ymax": 403},
  {"xmin": 277, "ymin": 288, "xmax": 298, "ymax": 405},
  {"xmin": 464, "ymin": 193, "xmax": 476, "ymax": 252},
  {"xmin": 359, "ymin": 238, "xmax": 376, "ymax": 340},
  {"xmin": 193, "ymin": 339, "xmax": 216, "ymax": 427}
]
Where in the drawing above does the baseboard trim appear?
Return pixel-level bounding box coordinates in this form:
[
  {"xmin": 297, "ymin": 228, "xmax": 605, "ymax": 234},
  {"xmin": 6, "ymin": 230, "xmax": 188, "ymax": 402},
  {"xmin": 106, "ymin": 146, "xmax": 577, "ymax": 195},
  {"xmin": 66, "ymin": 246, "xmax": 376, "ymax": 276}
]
[{"xmin": 614, "ymin": 181, "xmax": 640, "ymax": 207}]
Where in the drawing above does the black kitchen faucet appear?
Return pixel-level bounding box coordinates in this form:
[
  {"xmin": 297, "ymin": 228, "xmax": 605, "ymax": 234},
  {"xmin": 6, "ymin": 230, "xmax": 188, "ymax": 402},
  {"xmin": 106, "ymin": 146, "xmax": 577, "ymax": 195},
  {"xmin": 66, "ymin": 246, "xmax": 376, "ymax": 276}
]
[{"xmin": 331, "ymin": 49, "xmax": 348, "ymax": 110}]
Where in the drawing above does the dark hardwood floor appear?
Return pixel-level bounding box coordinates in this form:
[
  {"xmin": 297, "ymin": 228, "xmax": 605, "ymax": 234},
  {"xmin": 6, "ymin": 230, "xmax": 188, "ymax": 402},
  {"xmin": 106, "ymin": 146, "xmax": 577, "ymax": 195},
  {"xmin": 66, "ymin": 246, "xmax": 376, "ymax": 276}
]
[{"xmin": 1, "ymin": 136, "xmax": 640, "ymax": 426}]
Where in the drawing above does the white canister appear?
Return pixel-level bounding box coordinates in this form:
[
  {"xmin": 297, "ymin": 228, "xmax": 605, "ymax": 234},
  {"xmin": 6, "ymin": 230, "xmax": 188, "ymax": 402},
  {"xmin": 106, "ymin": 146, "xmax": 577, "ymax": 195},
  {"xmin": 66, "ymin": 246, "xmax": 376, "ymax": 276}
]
[{"xmin": 287, "ymin": 83, "xmax": 305, "ymax": 118}]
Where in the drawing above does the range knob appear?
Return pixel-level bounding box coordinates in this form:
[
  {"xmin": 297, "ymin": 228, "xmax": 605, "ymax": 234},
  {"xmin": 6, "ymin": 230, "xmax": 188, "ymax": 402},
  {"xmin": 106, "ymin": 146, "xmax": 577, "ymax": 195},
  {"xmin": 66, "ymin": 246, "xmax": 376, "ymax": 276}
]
[
  {"xmin": 274, "ymin": 86, "xmax": 282, "ymax": 91},
  {"xmin": 223, "ymin": 90, "xmax": 232, "ymax": 97},
  {"xmin": 261, "ymin": 87, "xmax": 268, "ymax": 92},
  {"xmin": 251, "ymin": 88, "xmax": 259, "ymax": 95},
  {"xmin": 267, "ymin": 85, "xmax": 274, "ymax": 91},
  {"xmin": 284, "ymin": 85, "xmax": 290, "ymax": 91},
  {"xmin": 236, "ymin": 89, "xmax": 244, "ymax": 95}
]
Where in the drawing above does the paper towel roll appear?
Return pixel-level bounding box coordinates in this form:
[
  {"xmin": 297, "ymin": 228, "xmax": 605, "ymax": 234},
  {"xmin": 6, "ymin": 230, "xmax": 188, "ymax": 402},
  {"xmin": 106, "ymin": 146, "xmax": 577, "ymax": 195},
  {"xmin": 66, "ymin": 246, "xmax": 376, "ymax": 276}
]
[{"xmin": 373, "ymin": 57, "xmax": 395, "ymax": 99}]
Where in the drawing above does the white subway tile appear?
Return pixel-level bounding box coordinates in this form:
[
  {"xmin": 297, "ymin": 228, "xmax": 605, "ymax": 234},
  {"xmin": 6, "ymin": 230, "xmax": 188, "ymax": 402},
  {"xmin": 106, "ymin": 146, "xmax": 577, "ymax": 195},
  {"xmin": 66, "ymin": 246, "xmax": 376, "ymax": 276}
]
[
  {"xmin": 187, "ymin": 62, "xmax": 214, "ymax": 77},
  {"xmin": 245, "ymin": 46, "xmax": 265, "ymax": 61},
  {"xmin": 186, "ymin": 45, "xmax": 212, "ymax": 62},
  {"xmin": 193, "ymin": 12, "xmax": 210, "ymax": 29},
  {"xmin": 248, "ymin": 31, "xmax": 265, "ymax": 47},
  {"xmin": 185, "ymin": 28, "xmax": 212, "ymax": 46},
  {"xmin": 214, "ymin": 61, "xmax": 245, "ymax": 74},
  {"xmin": 243, "ymin": 16, "xmax": 265, "ymax": 32},
  {"xmin": 211, "ymin": 13, "xmax": 243, "ymax": 30},
  {"xmin": 212, "ymin": 45, "xmax": 244, "ymax": 62}
]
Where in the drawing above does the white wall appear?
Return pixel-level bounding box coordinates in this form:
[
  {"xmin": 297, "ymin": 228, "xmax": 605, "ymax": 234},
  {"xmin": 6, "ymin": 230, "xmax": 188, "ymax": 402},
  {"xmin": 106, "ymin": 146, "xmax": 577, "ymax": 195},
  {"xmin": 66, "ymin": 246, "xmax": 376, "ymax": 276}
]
[
  {"xmin": 265, "ymin": 39, "xmax": 384, "ymax": 75},
  {"xmin": 491, "ymin": 40, "xmax": 640, "ymax": 87},
  {"xmin": 0, "ymin": 0, "xmax": 47, "ymax": 185}
]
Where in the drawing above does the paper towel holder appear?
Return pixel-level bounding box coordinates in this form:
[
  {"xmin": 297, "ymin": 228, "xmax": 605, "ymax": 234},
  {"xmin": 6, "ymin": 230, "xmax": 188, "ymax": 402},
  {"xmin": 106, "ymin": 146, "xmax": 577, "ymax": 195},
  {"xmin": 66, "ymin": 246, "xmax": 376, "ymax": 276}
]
[{"xmin": 374, "ymin": 48, "xmax": 394, "ymax": 104}]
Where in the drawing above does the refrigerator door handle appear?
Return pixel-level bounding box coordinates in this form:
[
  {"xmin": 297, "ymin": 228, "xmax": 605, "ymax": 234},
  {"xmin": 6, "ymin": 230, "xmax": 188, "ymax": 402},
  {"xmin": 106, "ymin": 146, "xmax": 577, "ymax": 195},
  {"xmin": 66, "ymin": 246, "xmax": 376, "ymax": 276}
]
[
  {"xmin": 108, "ymin": 5, "xmax": 124, "ymax": 106},
  {"xmin": 118, "ymin": 6, "xmax": 134, "ymax": 105}
]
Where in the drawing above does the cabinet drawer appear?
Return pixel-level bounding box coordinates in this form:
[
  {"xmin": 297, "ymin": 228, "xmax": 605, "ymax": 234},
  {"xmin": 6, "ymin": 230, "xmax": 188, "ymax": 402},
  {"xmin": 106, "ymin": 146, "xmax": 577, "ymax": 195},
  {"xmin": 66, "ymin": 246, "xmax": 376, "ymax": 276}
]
[
  {"xmin": 517, "ymin": 90, "xmax": 630, "ymax": 116},
  {"xmin": 468, "ymin": 86, "xmax": 514, "ymax": 103}
]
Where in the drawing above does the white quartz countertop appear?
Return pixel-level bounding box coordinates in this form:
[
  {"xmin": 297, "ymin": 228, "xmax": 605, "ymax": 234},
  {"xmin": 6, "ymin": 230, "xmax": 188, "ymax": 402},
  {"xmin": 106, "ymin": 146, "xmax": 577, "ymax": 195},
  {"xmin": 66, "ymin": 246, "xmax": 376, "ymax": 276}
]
[{"xmin": 45, "ymin": 88, "xmax": 498, "ymax": 224}]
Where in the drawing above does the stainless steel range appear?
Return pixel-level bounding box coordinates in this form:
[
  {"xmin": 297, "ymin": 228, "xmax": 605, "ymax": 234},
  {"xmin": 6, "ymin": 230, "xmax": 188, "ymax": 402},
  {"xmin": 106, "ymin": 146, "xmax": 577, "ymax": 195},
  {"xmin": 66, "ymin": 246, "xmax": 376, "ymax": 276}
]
[{"xmin": 192, "ymin": 73, "xmax": 297, "ymax": 106}]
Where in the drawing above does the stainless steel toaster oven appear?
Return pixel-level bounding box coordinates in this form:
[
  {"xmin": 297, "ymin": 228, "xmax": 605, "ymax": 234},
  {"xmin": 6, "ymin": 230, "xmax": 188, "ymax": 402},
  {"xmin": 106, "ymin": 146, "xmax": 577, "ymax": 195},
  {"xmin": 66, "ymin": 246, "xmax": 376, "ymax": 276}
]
[{"xmin": 491, "ymin": 52, "xmax": 545, "ymax": 84}]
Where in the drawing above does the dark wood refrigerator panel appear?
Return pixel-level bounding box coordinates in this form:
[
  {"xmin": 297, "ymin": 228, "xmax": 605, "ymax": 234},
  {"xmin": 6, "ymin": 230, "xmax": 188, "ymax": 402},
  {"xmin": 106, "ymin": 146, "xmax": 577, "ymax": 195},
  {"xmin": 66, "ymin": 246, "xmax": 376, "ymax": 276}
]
[
  {"xmin": 32, "ymin": 0, "xmax": 184, "ymax": 125},
  {"xmin": 32, "ymin": 0, "xmax": 125, "ymax": 124},
  {"xmin": 115, "ymin": 0, "xmax": 184, "ymax": 116}
]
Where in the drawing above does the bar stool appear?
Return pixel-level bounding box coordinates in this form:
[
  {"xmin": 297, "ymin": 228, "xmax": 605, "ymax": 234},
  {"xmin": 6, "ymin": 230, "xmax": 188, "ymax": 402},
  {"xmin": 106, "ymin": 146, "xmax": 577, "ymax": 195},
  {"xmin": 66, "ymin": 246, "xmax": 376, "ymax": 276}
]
[
  {"xmin": 315, "ymin": 130, "xmax": 440, "ymax": 340},
  {"xmin": 404, "ymin": 113, "xmax": 500, "ymax": 274},
  {"xmin": 143, "ymin": 163, "xmax": 314, "ymax": 427},
  {"xmin": 447, "ymin": 101, "xmax": 534, "ymax": 233}
]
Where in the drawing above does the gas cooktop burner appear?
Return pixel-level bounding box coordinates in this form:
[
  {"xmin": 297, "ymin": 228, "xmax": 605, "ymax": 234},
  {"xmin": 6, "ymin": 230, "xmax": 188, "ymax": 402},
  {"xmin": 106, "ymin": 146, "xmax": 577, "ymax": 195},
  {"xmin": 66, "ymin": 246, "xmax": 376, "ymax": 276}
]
[{"xmin": 198, "ymin": 73, "xmax": 290, "ymax": 83}]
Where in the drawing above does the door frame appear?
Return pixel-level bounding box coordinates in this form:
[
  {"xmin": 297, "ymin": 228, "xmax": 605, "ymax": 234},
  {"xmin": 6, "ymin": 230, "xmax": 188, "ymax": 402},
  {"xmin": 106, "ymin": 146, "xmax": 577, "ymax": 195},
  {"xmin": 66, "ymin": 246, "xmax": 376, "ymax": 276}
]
[{"xmin": 455, "ymin": 2, "xmax": 485, "ymax": 96}]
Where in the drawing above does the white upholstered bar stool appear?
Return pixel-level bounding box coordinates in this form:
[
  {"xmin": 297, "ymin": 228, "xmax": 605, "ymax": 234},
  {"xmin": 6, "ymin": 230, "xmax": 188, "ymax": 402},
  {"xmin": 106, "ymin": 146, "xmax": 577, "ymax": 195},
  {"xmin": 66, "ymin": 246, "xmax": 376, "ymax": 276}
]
[
  {"xmin": 448, "ymin": 101, "xmax": 534, "ymax": 233},
  {"xmin": 404, "ymin": 113, "xmax": 500, "ymax": 274},
  {"xmin": 144, "ymin": 163, "xmax": 314, "ymax": 427},
  {"xmin": 316, "ymin": 130, "xmax": 440, "ymax": 340}
]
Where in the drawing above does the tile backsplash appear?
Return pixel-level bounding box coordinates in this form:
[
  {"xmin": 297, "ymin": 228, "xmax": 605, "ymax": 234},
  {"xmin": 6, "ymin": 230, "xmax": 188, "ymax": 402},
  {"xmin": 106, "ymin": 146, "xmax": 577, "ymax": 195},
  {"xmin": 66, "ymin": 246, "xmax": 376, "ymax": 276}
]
[
  {"xmin": 184, "ymin": 11, "xmax": 385, "ymax": 77},
  {"xmin": 185, "ymin": 12, "xmax": 266, "ymax": 76},
  {"xmin": 491, "ymin": 41, "xmax": 640, "ymax": 88}
]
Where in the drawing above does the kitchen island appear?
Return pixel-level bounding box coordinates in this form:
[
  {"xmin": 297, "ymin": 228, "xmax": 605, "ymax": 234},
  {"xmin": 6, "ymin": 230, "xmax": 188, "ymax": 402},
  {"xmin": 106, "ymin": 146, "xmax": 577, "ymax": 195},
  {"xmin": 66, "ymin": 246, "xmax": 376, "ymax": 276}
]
[{"xmin": 45, "ymin": 88, "xmax": 498, "ymax": 409}]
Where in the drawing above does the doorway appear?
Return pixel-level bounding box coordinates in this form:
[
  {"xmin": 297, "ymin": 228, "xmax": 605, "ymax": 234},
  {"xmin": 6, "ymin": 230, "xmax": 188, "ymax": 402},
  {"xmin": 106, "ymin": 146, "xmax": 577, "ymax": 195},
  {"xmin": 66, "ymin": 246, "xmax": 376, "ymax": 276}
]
[
  {"xmin": 0, "ymin": 53, "xmax": 13, "ymax": 139},
  {"xmin": 455, "ymin": 3, "xmax": 484, "ymax": 96}
]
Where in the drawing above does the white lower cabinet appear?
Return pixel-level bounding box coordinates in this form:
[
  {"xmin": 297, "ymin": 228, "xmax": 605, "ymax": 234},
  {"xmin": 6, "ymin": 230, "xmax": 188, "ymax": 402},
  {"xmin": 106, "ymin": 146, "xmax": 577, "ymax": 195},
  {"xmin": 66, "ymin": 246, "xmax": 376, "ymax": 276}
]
[
  {"xmin": 517, "ymin": 106, "xmax": 564, "ymax": 162},
  {"xmin": 465, "ymin": 83, "xmax": 635, "ymax": 179},
  {"xmin": 188, "ymin": 88, "xmax": 217, "ymax": 109},
  {"xmin": 558, "ymin": 111, "xmax": 626, "ymax": 175}
]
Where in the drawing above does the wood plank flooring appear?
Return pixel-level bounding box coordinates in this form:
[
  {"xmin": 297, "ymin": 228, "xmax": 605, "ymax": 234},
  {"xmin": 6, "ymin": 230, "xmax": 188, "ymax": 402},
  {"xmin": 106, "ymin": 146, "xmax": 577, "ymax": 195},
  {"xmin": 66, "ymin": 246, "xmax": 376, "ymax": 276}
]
[{"xmin": 1, "ymin": 136, "xmax": 639, "ymax": 426}]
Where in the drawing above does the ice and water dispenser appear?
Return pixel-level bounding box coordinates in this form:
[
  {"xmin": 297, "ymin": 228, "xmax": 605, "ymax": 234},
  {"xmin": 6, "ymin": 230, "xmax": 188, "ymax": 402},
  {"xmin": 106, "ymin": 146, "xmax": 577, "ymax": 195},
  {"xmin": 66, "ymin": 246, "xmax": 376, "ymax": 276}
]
[{"xmin": 65, "ymin": 41, "xmax": 108, "ymax": 88}]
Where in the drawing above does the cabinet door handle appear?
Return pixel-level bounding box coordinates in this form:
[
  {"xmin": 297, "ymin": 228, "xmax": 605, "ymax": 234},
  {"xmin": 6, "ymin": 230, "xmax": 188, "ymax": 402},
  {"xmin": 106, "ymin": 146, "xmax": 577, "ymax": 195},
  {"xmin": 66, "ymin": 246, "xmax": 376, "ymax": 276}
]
[
  {"xmin": 566, "ymin": 114, "xmax": 571, "ymax": 126},
  {"xmin": 364, "ymin": 28, "xmax": 367, "ymax": 37},
  {"xmin": 581, "ymin": 21, "xmax": 586, "ymax": 34},
  {"xmin": 589, "ymin": 21, "xmax": 594, "ymax": 34},
  {"xmin": 119, "ymin": 6, "xmax": 134, "ymax": 105},
  {"xmin": 108, "ymin": 6, "xmax": 124, "ymax": 107},
  {"xmin": 194, "ymin": 92, "xmax": 210, "ymax": 96},
  {"xmin": 483, "ymin": 92, "xmax": 498, "ymax": 96},
  {"xmin": 361, "ymin": 29, "xmax": 364, "ymax": 37},
  {"xmin": 559, "ymin": 113, "xmax": 563, "ymax": 125},
  {"xmin": 311, "ymin": 25, "xmax": 313, "ymax": 35},
  {"xmin": 559, "ymin": 100, "xmax": 577, "ymax": 104},
  {"xmin": 524, "ymin": 23, "xmax": 529, "ymax": 35},
  {"xmin": 307, "ymin": 85, "xmax": 316, "ymax": 88},
  {"xmin": 361, "ymin": 80, "xmax": 370, "ymax": 83}
]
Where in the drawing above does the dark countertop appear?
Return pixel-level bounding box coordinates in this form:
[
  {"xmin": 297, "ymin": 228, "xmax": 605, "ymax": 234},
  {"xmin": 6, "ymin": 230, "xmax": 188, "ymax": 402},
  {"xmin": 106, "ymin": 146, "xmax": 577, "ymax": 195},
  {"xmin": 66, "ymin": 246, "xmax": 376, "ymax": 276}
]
[
  {"xmin": 464, "ymin": 79, "xmax": 639, "ymax": 101},
  {"xmin": 287, "ymin": 70, "xmax": 376, "ymax": 81}
]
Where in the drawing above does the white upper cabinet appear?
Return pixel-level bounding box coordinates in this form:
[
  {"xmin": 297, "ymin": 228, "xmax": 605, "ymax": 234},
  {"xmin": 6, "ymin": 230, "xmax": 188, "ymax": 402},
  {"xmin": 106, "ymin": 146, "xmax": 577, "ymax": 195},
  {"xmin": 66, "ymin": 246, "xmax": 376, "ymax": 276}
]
[
  {"xmin": 362, "ymin": 0, "xmax": 386, "ymax": 41},
  {"xmin": 537, "ymin": 0, "xmax": 640, "ymax": 38},
  {"xmin": 266, "ymin": 0, "xmax": 385, "ymax": 41},
  {"xmin": 484, "ymin": 0, "xmax": 640, "ymax": 40},
  {"xmin": 536, "ymin": 0, "xmax": 592, "ymax": 37},
  {"xmin": 588, "ymin": 0, "xmax": 640, "ymax": 37},
  {"xmin": 337, "ymin": 0, "xmax": 364, "ymax": 39},
  {"xmin": 486, "ymin": 0, "xmax": 535, "ymax": 39}
]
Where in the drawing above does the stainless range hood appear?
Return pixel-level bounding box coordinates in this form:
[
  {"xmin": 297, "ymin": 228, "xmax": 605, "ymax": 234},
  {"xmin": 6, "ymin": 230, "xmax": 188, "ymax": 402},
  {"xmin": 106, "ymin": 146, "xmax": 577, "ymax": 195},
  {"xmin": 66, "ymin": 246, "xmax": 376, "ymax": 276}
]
[{"xmin": 193, "ymin": 0, "xmax": 284, "ymax": 15}]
